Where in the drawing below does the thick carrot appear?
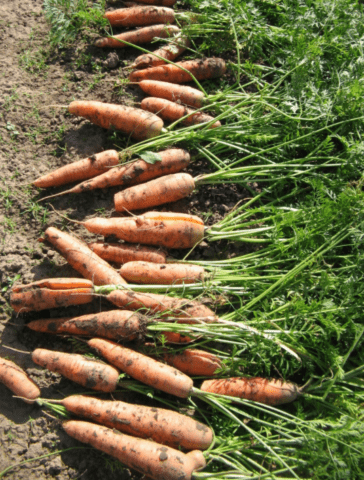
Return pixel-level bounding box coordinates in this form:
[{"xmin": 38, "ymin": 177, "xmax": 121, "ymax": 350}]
[
  {"xmin": 139, "ymin": 80, "xmax": 205, "ymax": 107},
  {"xmin": 0, "ymin": 358, "xmax": 41, "ymax": 403},
  {"xmin": 129, "ymin": 0, "xmax": 177, "ymax": 5},
  {"xmin": 33, "ymin": 150, "xmax": 119, "ymax": 189},
  {"xmin": 131, "ymin": 36, "xmax": 191, "ymax": 69},
  {"xmin": 130, "ymin": 57, "xmax": 226, "ymax": 84},
  {"xmin": 80, "ymin": 211, "xmax": 205, "ymax": 249},
  {"xmin": 43, "ymin": 227, "xmax": 127, "ymax": 286},
  {"xmin": 32, "ymin": 349, "xmax": 119, "ymax": 392},
  {"xmin": 105, "ymin": 6, "xmax": 175, "ymax": 27},
  {"xmin": 141, "ymin": 97, "xmax": 221, "ymax": 128},
  {"xmin": 68, "ymin": 101, "xmax": 164, "ymax": 141},
  {"xmin": 26, "ymin": 310, "xmax": 148, "ymax": 342},
  {"xmin": 52, "ymin": 395, "xmax": 213, "ymax": 450},
  {"xmin": 88, "ymin": 338, "xmax": 193, "ymax": 398},
  {"xmin": 200, "ymin": 377, "xmax": 302, "ymax": 406},
  {"xmin": 160, "ymin": 349, "xmax": 222, "ymax": 376},
  {"xmin": 114, "ymin": 172, "xmax": 195, "ymax": 212},
  {"xmin": 88, "ymin": 242, "xmax": 167, "ymax": 265},
  {"xmin": 10, "ymin": 278, "xmax": 94, "ymax": 313},
  {"xmin": 62, "ymin": 421, "xmax": 206, "ymax": 480},
  {"xmin": 95, "ymin": 24, "xmax": 180, "ymax": 48},
  {"xmin": 119, "ymin": 260, "xmax": 205, "ymax": 284}
]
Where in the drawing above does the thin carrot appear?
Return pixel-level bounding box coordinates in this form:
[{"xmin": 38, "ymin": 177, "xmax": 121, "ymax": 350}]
[
  {"xmin": 160, "ymin": 331, "xmax": 195, "ymax": 344},
  {"xmin": 141, "ymin": 97, "xmax": 221, "ymax": 128},
  {"xmin": 160, "ymin": 348, "xmax": 222, "ymax": 376},
  {"xmin": 131, "ymin": 35, "xmax": 191, "ymax": 69},
  {"xmin": 119, "ymin": 260, "xmax": 205, "ymax": 284},
  {"xmin": 114, "ymin": 172, "xmax": 195, "ymax": 212},
  {"xmin": 95, "ymin": 24, "xmax": 180, "ymax": 48},
  {"xmin": 62, "ymin": 420, "xmax": 206, "ymax": 480},
  {"xmin": 43, "ymin": 226, "xmax": 127, "ymax": 286},
  {"xmin": 0, "ymin": 358, "xmax": 41, "ymax": 403},
  {"xmin": 138, "ymin": 80, "xmax": 205, "ymax": 107},
  {"xmin": 130, "ymin": 57, "xmax": 226, "ymax": 84},
  {"xmin": 46, "ymin": 395, "xmax": 213, "ymax": 450},
  {"xmin": 104, "ymin": 6, "xmax": 175, "ymax": 27},
  {"xmin": 31, "ymin": 349, "xmax": 119, "ymax": 392},
  {"xmin": 129, "ymin": 0, "xmax": 177, "ymax": 5},
  {"xmin": 200, "ymin": 377, "xmax": 303, "ymax": 406},
  {"xmin": 68, "ymin": 101, "xmax": 164, "ymax": 141},
  {"xmin": 88, "ymin": 242, "xmax": 167, "ymax": 265},
  {"xmin": 33, "ymin": 150, "xmax": 119, "ymax": 189},
  {"xmin": 88, "ymin": 338, "xmax": 193, "ymax": 398},
  {"xmin": 26, "ymin": 310, "xmax": 148, "ymax": 342}
]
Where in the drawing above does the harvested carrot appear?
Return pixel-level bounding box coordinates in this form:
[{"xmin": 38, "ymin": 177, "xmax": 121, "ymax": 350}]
[
  {"xmin": 161, "ymin": 348, "xmax": 222, "ymax": 376},
  {"xmin": 119, "ymin": 261, "xmax": 205, "ymax": 284},
  {"xmin": 26, "ymin": 310, "xmax": 148, "ymax": 342},
  {"xmin": 139, "ymin": 80, "xmax": 205, "ymax": 108},
  {"xmin": 130, "ymin": 57, "xmax": 226, "ymax": 84},
  {"xmin": 10, "ymin": 278, "xmax": 94, "ymax": 313},
  {"xmin": 32, "ymin": 349, "xmax": 119, "ymax": 392},
  {"xmin": 200, "ymin": 377, "xmax": 302, "ymax": 406},
  {"xmin": 114, "ymin": 173, "xmax": 195, "ymax": 212},
  {"xmin": 62, "ymin": 421, "xmax": 206, "ymax": 480},
  {"xmin": 105, "ymin": 6, "xmax": 175, "ymax": 27},
  {"xmin": 141, "ymin": 97, "xmax": 221, "ymax": 128},
  {"xmin": 43, "ymin": 227, "xmax": 127, "ymax": 286},
  {"xmin": 130, "ymin": 0, "xmax": 177, "ymax": 5},
  {"xmin": 0, "ymin": 358, "xmax": 41, "ymax": 403},
  {"xmin": 161, "ymin": 331, "xmax": 194, "ymax": 344},
  {"xmin": 68, "ymin": 101, "xmax": 164, "ymax": 141},
  {"xmin": 132, "ymin": 35, "xmax": 190, "ymax": 69},
  {"xmin": 88, "ymin": 242, "xmax": 167, "ymax": 265},
  {"xmin": 49, "ymin": 395, "xmax": 213, "ymax": 450},
  {"xmin": 95, "ymin": 24, "xmax": 180, "ymax": 48},
  {"xmin": 88, "ymin": 338, "xmax": 193, "ymax": 398},
  {"xmin": 33, "ymin": 150, "xmax": 119, "ymax": 189}
]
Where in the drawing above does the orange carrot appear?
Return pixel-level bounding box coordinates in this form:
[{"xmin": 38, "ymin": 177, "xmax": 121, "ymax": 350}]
[
  {"xmin": 105, "ymin": 6, "xmax": 175, "ymax": 27},
  {"xmin": 43, "ymin": 227, "xmax": 127, "ymax": 286},
  {"xmin": 88, "ymin": 242, "xmax": 167, "ymax": 265},
  {"xmin": 139, "ymin": 80, "xmax": 205, "ymax": 107},
  {"xmin": 130, "ymin": 0, "xmax": 177, "ymax": 5},
  {"xmin": 200, "ymin": 377, "xmax": 302, "ymax": 406},
  {"xmin": 68, "ymin": 101, "xmax": 164, "ymax": 141},
  {"xmin": 161, "ymin": 348, "xmax": 222, "ymax": 376},
  {"xmin": 141, "ymin": 97, "xmax": 221, "ymax": 128},
  {"xmin": 0, "ymin": 358, "xmax": 41, "ymax": 402},
  {"xmin": 114, "ymin": 172, "xmax": 195, "ymax": 212},
  {"xmin": 62, "ymin": 420, "xmax": 206, "ymax": 480},
  {"xmin": 131, "ymin": 36, "xmax": 190, "ymax": 69},
  {"xmin": 50, "ymin": 395, "xmax": 213, "ymax": 450},
  {"xmin": 10, "ymin": 278, "xmax": 94, "ymax": 313},
  {"xmin": 33, "ymin": 150, "xmax": 119, "ymax": 189},
  {"xmin": 88, "ymin": 338, "xmax": 193, "ymax": 398},
  {"xmin": 130, "ymin": 57, "xmax": 226, "ymax": 84},
  {"xmin": 119, "ymin": 260, "xmax": 205, "ymax": 284},
  {"xmin": 95, "ymin": 24, "xmax": 180, "ymax": 48},
  {"xmin": 26, "ymin": 310, "xmax": 148, "ymax": 342},
  {"xmin": 160, "ymin": 331, "xmax": 195, "ymax": 344},
  {"xmin": 32, "ymin": 349, "xmax": 119, "ymax": 392}
]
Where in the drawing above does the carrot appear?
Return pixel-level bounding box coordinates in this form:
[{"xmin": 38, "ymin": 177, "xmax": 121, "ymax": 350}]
[
  {"xmin": 62, "ymin": 420, "xmax": 206, "ymax": 480},
  {"xmin": 0, "ymin": 357, "xmax": 41, "ymax": 403},
  {"xmin": 31, "ymin": 348, "xmax": 119, "ymax": 392},
  {"xmin": 138, "ymin": 80, "xmax": 205, "ymax": 107},
  {"xmin": 130, "ymin": 57, "xmax": 226, "ymax": 84},
  {"xmin": 131, "ymin": 35, "xmax": 190, "ymax": 69},
  {"xmin": 10, "ymin": 278, "xmax": 94, "ymax": 313},
  {"xmin": 88, "ymin": 338, "xmax": 194, "ymax": 398},
  {"xmin": 80, "ymin": 211, "xmax": 205, "ymax": 249},
  {"xmin": 43, "ymin": 226, "xmax": 127, "ymax": 286},
  {"xmin": 141, "ymin": 97, "xmax": 221, "ymax": 128},
  {"xmin": 33, "ymin": 150, "xmax": 119, "ymax": 189},
  {"xmin": 68, "ymin": 101, "xmax": 164, "ymax": 141},
  {"xmin": 48, "ymin": 395, "xmax": 213, "ymax": 450},
  {"xmin": 114, "ymin": 172, "xmax": 195, "ymax": 212},
  {"xmin": 160, "ymin": 348, "xmax": 222, "ymax": 376},
  {"xmin": 123, "ymin": 0, "xmax": 177, "ymax": 7},
  {"xmin": 88, "ymin": 242, "xmax": 167, "ymax": 265},
  {"xmin": 160, "ymin": 331, "xmax": 195, "ymax": 344},
  {"xmin": 119, "ymin": 260, "xmax": 205, "ymax": 284},
  {"xmin": 104, "ymin": 6, "xmax": 175, "ymax": 27},
  {"xmin": 200, "ymin": 377, "xmax": 302, "ymax": 406},
  {"xmin": 95, "ymin": 24, "xmax": 180, "ymax": 48},
  {"xmin": 26, "ymin": 310, "xmax": 148, "ymax": 342}
]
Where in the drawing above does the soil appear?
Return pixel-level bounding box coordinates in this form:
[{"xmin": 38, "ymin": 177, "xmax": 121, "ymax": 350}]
[{"xmin": 0, "ymin": 1, "xmax": 251, "ymax": 479}]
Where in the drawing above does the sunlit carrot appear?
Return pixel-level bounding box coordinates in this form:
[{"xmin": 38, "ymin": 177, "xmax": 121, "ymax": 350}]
[
  {"xmin": 0, "ymin": 358, "xmax": 41, "ymax": 403},
  {"xmin": 138, "ymin": 80, "xmax": 205, "ymax": 107},
  {"xmin": 119, "ymin": 261, "xmax": 205, "ymax": 284},
  {"xmin": 88, "ymin": 242, "xmax": 167, "ymax": 265},
  {"xmin": 104, "ymin": 6, "xmax": 175, "ymax": 27},
  {"xmin": 131, "ymin": 35, "xmax": 190, "ymax": 69},
  {"xmin": 95, "ymin": 24, "xmax": 180, "ymax": 48},
  {"xmin": 160, "ymin": 348, "xmax": 222, "ymax": 376}
]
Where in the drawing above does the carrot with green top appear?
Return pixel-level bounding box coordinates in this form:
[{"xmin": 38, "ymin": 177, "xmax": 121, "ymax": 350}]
[
  {"xmin": 0, "ymin": 358, "xmax": 41, "ymax": 403},
  {"xmin": 104, "ymin": 6, "xmax": 175, "ymax": 27},
  {"xmin": 132, "ymin": 35, "xmax": 190, "ymax": 69},
  {"xmin": 119, "ymin": 260, "xmax": 205, "ymax": 284},
  {"xmin": 138, "ymin": 80, "xmax": 205, "ymax": 107},
  {"xmin": 95, "ymin": 24, "xmax": 180, "ymax": 48},
  {"xmin": 88, "ymin": 242, "xmax": 167, "ymax": 265},
  {"xmin": 160, "ymin": 348, "xmax": 222, "ymax": 376}
]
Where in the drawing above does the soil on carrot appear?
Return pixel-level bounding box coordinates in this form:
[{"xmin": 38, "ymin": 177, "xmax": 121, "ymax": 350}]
[{"xmin": 0, "ymin": 1, "xmax": 252, "ymax": 479}]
